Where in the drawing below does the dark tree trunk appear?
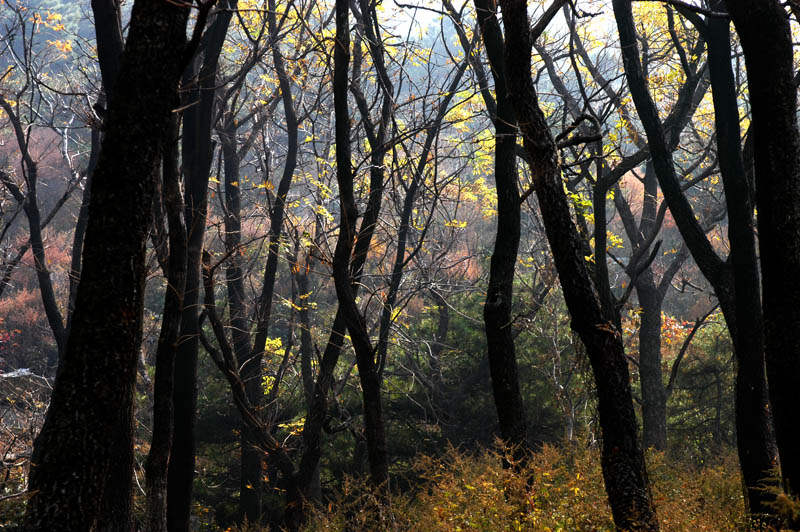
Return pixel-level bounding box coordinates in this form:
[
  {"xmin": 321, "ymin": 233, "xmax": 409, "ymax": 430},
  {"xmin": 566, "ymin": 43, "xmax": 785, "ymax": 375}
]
[
  {"xmin": 614, "ymin": 0, "xmax": 779, "ymax": 518},
  {"xmin": 637, "ymin": 273, "xmax": 667, "ymax": 451},
  {"xmin": 331, "ymin": 0, "xmax": 388, "ymax": 487},
  {"xmin": 168, "ymin": 6, "xmax": 233, "ymax": 530},
  {"xmin": 473, "ymin": 0, "xmax": 528, "ymax": 457},
  {"xmin": 67, "ymin": 1, "xmax": 122, "ymax": 350},
  {"xmin": 636, "ymin": 165, "xmax": 667, "ymax": 451},
  {"xmin": 22, "ymin": 1, "xmax": 189, "ymax": 529},
  {"xmin": 700, "ymin": 6, "xmax": 780, "ymax": 517},
  {"xmin": 498, "ymin": 0, "xmax": 658, "ymax": 529},
  {"xmin": 91, "ymin": 0, "xmax": 124, "ymax": 104},
  {"xmin": 726, "ymin": 0, "xmax": 800, "ymax": 500},
  {"xmin": 145, "ymin": 115, "xmax": 187, "ymax": 532}
]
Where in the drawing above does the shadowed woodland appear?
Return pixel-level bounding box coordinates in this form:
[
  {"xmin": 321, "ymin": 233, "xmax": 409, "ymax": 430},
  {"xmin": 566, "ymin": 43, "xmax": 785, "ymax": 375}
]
[{"xmin": 1, "ymin": 0, "xmax": 800, "ymax": 530}]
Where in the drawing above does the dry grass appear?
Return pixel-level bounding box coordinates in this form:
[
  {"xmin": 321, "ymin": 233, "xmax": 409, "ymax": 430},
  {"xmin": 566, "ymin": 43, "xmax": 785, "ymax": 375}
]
[{"xmin": 304, "ymin": 443, "xmax": 752, "ymax": 532}]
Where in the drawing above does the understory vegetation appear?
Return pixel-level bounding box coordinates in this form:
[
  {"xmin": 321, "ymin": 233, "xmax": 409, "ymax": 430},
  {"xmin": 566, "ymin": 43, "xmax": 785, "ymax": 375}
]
[{"xmin": 303, "ymin": 445, "xmax": 748, "ymax": 532}]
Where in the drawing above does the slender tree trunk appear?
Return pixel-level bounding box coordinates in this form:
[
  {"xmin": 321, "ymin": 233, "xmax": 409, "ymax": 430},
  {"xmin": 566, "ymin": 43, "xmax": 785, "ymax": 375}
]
[
  {"xmin": 498, "ymin": 1, "xmax": 658, "ymax": 528},
  {"xmin": 473, "ymin": 0, "xmax": 528, "ymax": 458},
  {"xmin": 167, "ymin": 7, "xmax": 233, "ymax": 530},
  {"xmin": 331, "ymin": 0, "xmax": 388, "ymax": 487},
  {"xmin": 22, "ymin": 1, "xmax": 189, "ymax": 529},
  {"xmin": 145, "ymin": 115, "xmax": 187, "ymax": 532}
]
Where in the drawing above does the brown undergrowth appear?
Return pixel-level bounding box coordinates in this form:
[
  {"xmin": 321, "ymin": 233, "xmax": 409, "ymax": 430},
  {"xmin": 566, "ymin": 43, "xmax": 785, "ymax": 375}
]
[{"xmin": 303, "ymin": 442, "xmax": 754, "ymax": 532}]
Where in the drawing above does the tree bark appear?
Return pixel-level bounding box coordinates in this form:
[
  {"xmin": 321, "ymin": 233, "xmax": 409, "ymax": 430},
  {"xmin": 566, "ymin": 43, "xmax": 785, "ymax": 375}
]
[
  {"xmin": 23, "ymin": 1, "xmax": 189, "ymax": 529},
  {"xmin": 331, "ymin": 0, "xmax": 388, "ymax": 487},
  {"xmin": 168, "ymin": 5, "xmax": 234, "ymax": 530},
  {"xmin": 473, "ymin": 0, "xmax": 529, "ymax": 457},
  {"xmin": 498, "ymin": 0, "xmax": 658, "ymax": 529},
  {"xmin": 144, "ymin": 115, "xmax": 187, "ymax": 532},
  {"xmin": 726, "ymin": 0, "xmax": 800, "ymax": 500},
  {"xmin": 614, "ymin": 0, "xmax": 779, "ymax": 517},
  {"xmin": 701, "ymin": 6, "xmax": 780, "ymax": 517}
]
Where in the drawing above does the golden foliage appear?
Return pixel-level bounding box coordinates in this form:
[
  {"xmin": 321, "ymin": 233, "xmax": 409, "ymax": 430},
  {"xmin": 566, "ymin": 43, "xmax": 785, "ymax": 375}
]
[{"xmin": 304, "ymin": 443, "xmax": 755, "ymax": 532}]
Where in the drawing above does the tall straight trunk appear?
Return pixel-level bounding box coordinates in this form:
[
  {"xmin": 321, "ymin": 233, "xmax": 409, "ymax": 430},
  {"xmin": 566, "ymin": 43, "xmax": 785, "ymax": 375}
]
[
  {"xmin": 22, "ymin": 1, "xmax": 189, "ymax": 529},
  {"xmin": 637, "ymin": 274, "xmax": 667, "ymax": 450},
  {"xmin": 145, "ymin": 115, "xmax": 187, "ymax": 532},
  {"xmin": 726, "ymin": 0, "xmax": 800, "ymax": 499},
  {"xmin": 168, "ymin": 6, "xmax": 234, "ymax": 530},
  {"xmin": 473, "ymin": 0, "xmax": 528, "ymax": 456},
  {"xmin": 498, "ymin": 1, "xmax": 658, "ymax": 529},
  {"xmin": 636, "ymin": 165, "xmax": 667, "ymax": 451}
]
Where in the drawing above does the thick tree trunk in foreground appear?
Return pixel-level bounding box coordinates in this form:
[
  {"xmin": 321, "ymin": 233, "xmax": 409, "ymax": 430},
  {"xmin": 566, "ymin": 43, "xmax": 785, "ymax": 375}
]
[
  {"xmin": 701, "ymin": 6, "xmax": 780, "ymax": 517},
  {"xmin": 726, "ymin": 0, "xmax": 800, "ymax": 499},
  {"xmin": 23, "ymin": 1, "xmax": 189, "ymax": 530},
  {"xmin": 498, "ymin": 1, "xmax": 658, "ymax": 529}
]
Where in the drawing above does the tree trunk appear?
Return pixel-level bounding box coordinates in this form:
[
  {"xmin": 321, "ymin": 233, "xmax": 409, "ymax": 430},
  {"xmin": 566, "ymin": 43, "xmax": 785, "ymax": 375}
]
[
  {"xmin": 474, "ymin": 0, "xmax": 529, "ymax": 458},
  {"xmin": 145, "ymin": 115, "xmax": 187, "ymax": 532},
  {"xmin": 331, "ymin": 0, "xmax": 388, "ymax": 486},
  {"xmin": 23, "ymin": 1, "xmax": 189, "ymax": 529},
  {"xmin": 614, "ymin": 0, "xmax": 779, "ymax": 519},
  {"xmin": 167, "ymin": 7, "xmax": 233, "ymax": 530},
  {"xmin": 726, "ymin": 0, "xmax": 800, "ymax": 500},
  {"xmin": 498, "ymin": 1, "xmax": 658, "ymax": 528},
  {"xmin": 637, "ymin": 274, "xmax": 667, "ymax": 451},
  {"xmin": 701, "ymin": 6, "xmax": 780, "ymax": 517}
]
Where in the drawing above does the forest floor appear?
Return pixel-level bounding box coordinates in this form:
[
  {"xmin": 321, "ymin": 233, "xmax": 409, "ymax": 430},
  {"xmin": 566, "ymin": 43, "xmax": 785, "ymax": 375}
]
[{"xmin": 299, "ymin": 443, "xmax": 788, "ymax": 532}]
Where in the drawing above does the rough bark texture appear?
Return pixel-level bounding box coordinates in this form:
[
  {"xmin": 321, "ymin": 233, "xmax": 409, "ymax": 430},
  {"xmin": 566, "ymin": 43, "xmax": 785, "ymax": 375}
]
[
  {"xmin": 498, "ymin": 0, "xmax": 658, "ymax": 529},
  {"xmin": 23, "ymin": 1, "xmax": 189, "ymax": 530},
  {"xmin": 726, "ymin": 0, "xmax": 800, "ymax": 498}
]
